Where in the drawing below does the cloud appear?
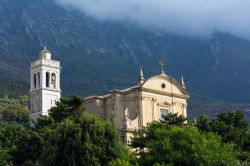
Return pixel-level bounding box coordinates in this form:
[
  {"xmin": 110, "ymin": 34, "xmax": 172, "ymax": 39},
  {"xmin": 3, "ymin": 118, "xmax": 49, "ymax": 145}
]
[{"xmin": 55, "ymin": 0, "xmax": 250, "ymax": 39}]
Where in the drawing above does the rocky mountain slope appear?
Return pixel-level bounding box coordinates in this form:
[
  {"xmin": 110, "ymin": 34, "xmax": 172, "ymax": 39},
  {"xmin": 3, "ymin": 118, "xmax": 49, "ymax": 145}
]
[{"xmin": 1, "ymin": 0, "xmax": 250, "ymax": 120}]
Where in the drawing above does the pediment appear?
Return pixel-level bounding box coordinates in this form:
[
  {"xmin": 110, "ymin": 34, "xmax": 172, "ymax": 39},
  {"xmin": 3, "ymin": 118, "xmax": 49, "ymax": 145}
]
[{"xmin": 141, "ymin": 73, "xmax": 188, "ymax": 97}]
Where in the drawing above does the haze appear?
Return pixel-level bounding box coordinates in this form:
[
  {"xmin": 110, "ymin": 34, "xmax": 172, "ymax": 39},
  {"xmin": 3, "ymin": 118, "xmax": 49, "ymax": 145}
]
[{"xmin": 55, "ymin": 0, "xmax": 250, "ymax": 39}]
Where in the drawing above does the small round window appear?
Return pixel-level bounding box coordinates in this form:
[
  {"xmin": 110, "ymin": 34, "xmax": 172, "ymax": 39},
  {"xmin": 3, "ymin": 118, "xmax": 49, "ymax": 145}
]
[{"xmin": 161, "ymin": 83, "xmax": 166, "ymax": 89}]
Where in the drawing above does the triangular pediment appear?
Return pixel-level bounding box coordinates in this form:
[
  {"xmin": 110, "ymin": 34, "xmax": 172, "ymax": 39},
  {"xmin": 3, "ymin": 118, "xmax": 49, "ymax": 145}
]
[{"xmin": 141, "ymin": 74, "xmax": 188, "ymax": 97}]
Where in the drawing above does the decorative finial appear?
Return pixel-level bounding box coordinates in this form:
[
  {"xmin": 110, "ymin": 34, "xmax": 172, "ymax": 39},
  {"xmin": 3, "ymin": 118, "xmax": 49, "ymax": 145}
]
[
  {"xmin": 159, "ymin": 59, "xmax": 165, "ymax": 74},
  {"xmin": 139, "ymin": 66, "xmax": 145, "ymax": 85},
  {"xmin": 182, "ymin": 76, "xmax": 185, "ymax": 86}
]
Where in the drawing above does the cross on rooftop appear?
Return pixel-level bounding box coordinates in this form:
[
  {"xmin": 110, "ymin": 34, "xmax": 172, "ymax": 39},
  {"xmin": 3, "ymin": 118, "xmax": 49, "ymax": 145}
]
[{"xmin": 159, "ymin": 59, "xmax": 165, "ymax": 73}]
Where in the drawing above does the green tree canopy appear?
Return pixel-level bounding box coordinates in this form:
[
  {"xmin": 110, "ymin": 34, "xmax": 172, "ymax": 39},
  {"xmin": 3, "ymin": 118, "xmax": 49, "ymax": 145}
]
[
  {"xmin": 48, "ymin": 95, "xmax": 84, "ymax": 123},
  {"xmin": 196, "ymin": 109, "xmax": 249, "ymax": 151},
  {"xmin": 2, "ymin": 105, "xmax": 29, "ymax": 127},
  {"xmin": 160, "ymin": 112, "xmax": 187, "ymax": 126},
  {"xmin": 131, "ymin": 122, "xmax": 238, "ymax": 166},
  {"xmin": 0, "ymin": 123, "xmax": 42, "ymax": 166},
  {"xmin": 40, "ymin": 113, "xmax": 128, "ymax": 166}
]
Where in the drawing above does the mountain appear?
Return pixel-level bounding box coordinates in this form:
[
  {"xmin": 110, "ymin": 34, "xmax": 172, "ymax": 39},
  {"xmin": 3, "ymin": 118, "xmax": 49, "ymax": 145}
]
[{"xmin": 1, "ymin": 0, "xmax": 250, "ymax": 121}]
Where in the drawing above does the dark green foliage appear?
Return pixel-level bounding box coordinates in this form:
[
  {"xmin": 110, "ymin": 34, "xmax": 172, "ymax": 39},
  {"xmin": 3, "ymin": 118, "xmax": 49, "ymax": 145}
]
[
  {"xmin": 0, "ymin": 96, "xmax": 30, "ymax": 127},
  {"xmin": 0, "ymin": 149, "xmax": 10, "ymax": 166},
  {"xmin": 0, "ymin": 96, "xmax": 31, "ymax": 165},
  {"xmin": 0, "ymin": 123, "xmax": 42, "ymax": 166},
  {"xmin": 196, "ymin": 109, "xmax": 249, "ymax": 151},
  {"xmin": 0, "ymin": 95, "xmax": 132, "ymax": 165},
  {"xmin": 48, "ymin": 95, "xmax": 85, "ymax": 123},
  {"xmin": 131, "ymin": 122, "xmax": 237, "ymax": 166},
  {"xmin": 196, "ymin": 109, "xmax": 250, "ymax": 163},
  {"xmin": 40, "ymin": 113, "xmax": 127, "ymax": 166},
  {"xmin": 2, "ymin": 105, "xmax": 29, "ymax": 127},
  {"xmin": 108, "ymin": 159, "xmax": 135, "ymax": 166},
  {"xmin": 160, "ymin": 112, "xmax": 187, "ymax": 126},
  {"xmin": 36, "ymin": 95, "xmax": 131, "ymax": 165},
  {"xmin": 10, "ymin": 130, "xmax": 43, "ymax": 166}
]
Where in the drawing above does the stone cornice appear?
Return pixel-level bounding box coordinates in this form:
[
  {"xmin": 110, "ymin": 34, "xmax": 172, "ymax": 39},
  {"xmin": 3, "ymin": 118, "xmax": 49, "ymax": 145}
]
[
  {"xmin": 30, "ymin": 64, "xmax": 61, "ymax": 70},
  {"xmin": 30, "ymin": 88, "xmax": 61, "ymax": 93},
  {"xmin": 141, "ymin": 87, "xmax": 190, "ymax": 99}
]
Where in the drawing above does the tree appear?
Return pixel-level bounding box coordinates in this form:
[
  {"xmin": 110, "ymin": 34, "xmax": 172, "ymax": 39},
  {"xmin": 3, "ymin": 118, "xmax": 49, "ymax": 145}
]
[
  {"xmin": 196, "ymin": 110, "xmax": 249, "ymax": 151},
  {"xmin": 108, "ymin": 159, "xmax": 134, "ymax": 166},
  {"xmin": 0, "ymin": 123, "xmax": 42, "ymax": 166},
  {"xmin": 48, "ymin": 95, "xmax": 84, "ymax": 123},
  {"xmin": 2, "ymin": 105, "xmax": 30, "ymax": 127},
  {"xmin": 40, "ymin": 113, "xmax": 128, "ymax": 166},
  {"xmin": 160, "ymin": 112, "xmax": 187, "ymax": 126},
  {"xmin": 0, "ymin": 95, "xmax": 135, "ymax": 165},
  {"xmin": 196, "ymin": 110, "xmax": 250, "ymax": 163},
  {"xmin": 131, "ymin": 122, "xmax": 238, "ymax": 166}
]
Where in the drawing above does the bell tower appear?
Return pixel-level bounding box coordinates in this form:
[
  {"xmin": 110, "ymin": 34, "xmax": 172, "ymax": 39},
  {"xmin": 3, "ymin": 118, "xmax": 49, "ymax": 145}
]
[{"xmin": 30, "ymin": 47, "xmax": 61, "ymax": 120}]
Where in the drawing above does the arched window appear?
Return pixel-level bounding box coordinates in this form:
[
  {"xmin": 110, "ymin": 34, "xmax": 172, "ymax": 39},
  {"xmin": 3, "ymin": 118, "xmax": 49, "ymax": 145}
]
[
  {"xmin": 51, "ymin": 73, "xmax": 56, "ymax": 89},
  {"xmin": 33, "ymin": 73, "xmax": 37, "ymax": 89},
  {"xmin": 37, "ymin": 72, "xmax": 40, "ymax": 88},
  {"xmin": 46, "ymin": 72, "xmax": 50, "ymax": 88}
]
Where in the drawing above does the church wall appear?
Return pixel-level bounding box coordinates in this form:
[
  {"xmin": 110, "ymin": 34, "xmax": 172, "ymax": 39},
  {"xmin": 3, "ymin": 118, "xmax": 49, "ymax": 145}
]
[
  {"xmin": 142, "ymin": 97, "xmax": 154, "ymax": 126},
  {"xmin": 113, "ymin": 93, "xmax": 124, "ymax": 129},
  {"xmin": 141, "ymin": 91, "xmax": 187, "ymax": 124},
  {"xmin": 123, "ymin": 92, "xmax": 140, "ymax": 129},
  {"xmin": 104, "ymin": 96, "xmax": 113, "ymax": 121},
  {"xmin": 84, "ymin": 99, "xmax": 105, "ymax": 118}
]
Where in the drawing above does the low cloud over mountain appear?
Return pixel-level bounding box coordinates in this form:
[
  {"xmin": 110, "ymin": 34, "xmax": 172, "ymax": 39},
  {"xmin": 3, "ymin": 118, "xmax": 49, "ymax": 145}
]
[{"xmin": 55, "ymin": 0, "xmax": 250, "ymax": 39}]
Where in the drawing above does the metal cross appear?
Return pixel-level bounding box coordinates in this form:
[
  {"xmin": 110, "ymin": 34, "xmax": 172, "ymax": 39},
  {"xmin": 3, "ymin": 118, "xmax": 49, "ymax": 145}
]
[{"xmin": 159, "ymin": 59, "xmax": 165, "ymax": 73}]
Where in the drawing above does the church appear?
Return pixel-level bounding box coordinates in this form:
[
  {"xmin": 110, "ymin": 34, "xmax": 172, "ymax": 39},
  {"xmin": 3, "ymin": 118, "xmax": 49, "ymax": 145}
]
[{"xmin": 30, "ymin": 48, "xmax": 189, "ymax": 144}]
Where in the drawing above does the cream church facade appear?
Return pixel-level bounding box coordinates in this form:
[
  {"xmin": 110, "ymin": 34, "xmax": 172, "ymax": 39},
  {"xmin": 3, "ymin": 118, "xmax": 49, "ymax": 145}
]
[{"xmin": 84, "ymin": 68, "xmax": 189, "ymax": 144}]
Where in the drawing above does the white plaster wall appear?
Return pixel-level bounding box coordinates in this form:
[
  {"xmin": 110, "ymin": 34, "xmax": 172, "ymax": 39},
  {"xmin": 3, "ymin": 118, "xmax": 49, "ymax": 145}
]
[{"xmin": 42, "ymin": 90, "xmax": 61, "ymax": 115}]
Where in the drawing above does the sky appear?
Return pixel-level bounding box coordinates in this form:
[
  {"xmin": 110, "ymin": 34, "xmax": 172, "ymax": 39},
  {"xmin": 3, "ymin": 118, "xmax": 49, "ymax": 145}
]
[{"xmin": 55, "ymin": 0, "xmax": 250, "ymax": 39}]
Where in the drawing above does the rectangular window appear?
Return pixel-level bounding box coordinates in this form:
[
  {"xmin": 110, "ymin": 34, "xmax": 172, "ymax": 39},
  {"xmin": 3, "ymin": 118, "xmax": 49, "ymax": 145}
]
[
  {"xmin": 46, "ymin": 72, "xmax": 50, "ymax": 88},
  {"xmin": 160, "ymin": 108, "xmax": 168, "ymax": 121}
]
